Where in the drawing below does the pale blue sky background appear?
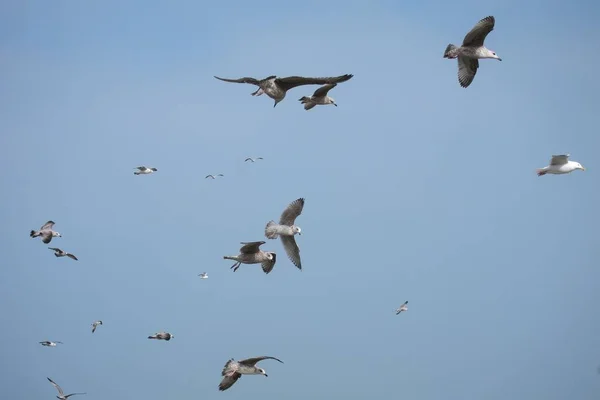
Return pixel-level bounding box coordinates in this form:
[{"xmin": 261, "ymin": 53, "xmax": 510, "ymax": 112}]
[{"xmin": 1, "ymin": 1, "xmax": 599, "ymax": 399}]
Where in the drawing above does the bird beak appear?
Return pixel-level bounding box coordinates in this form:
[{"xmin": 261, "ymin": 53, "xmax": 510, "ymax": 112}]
[
  {"xmin": 581, "ymin": 166, "xmax": 586, "ymax": 171},
  {"xmin": 333, "ymin": 103, "xmax": 338, "ymax": 107},
  {"xmin": 264, "ymin": 374, "xmax": 268, "ymax": 377},
  {"xmin": 498, "ymin": 58, "xmax": 502, "ymax": 61}
]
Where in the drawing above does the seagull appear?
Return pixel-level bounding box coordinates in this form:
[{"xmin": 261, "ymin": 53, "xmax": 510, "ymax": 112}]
[
  {"xmin": 148, "ymin": 331, "xmax": 174, "ymax": 341},
  {"xmin": 396, "ymin": 301, "xmax": 408, "ymax": 315},
  {"xmin": 223, "ymin": 241, "xmax": 277, "ymax": 274},
  {"xmin": 198, "ymin": 272, "xmax": 208, "ymax": 279},
  {"xmin": 299, "ymin": 83, "xmax": 339, "ymax": 110},
  {"xmin": 214, "ymin": 74, "xmax": 353, "ymax": 107},
  {"xmin": 205, "ymin": 174, "xmax": 224, "ymax": 179},
  {"xmin": 536, "ymin": 154, "xmax": 585, "ymax": 176},
  {"xmin": 244, "ymin": 157, "xmax": 264, "ymax": 163},
  {"xmin": 30, "ymin": 221, "xmax": 61, "ymax": 244},
  {"xmin": 47, "ymin": 377, "xmax": 86, "ymax": 399},
  {"xmin": 265, "ymin": 198, "xmax": 304, "ymax": 270},
  {"xmin": 91, "ymin": 320, "xmax": 103, "ymax": 333},
  {"xmin": 134, "ymin": 166, "xmax": 158, "ymax": 175},
  {"xmin": 443, "ymin": 16, "xmax": 501, "ymax": 88},
  {"xmin": 219, "ymin": 356, "xmax": 284, "ymax": 391},
  {"xmin": 40, "ymin": 340, "xmax": 63, "ymax": 347},
  {"xmin": 48, "ymin": 247, "xmax": 78, "ymax": 261}
]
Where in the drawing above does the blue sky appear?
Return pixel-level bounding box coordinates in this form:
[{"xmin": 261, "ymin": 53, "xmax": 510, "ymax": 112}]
[{"xmin": 1, "ymin": 1, "xmax": 599, "ymax": 399}]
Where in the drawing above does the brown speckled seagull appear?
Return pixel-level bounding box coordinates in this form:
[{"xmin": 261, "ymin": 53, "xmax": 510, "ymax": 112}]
[
  {"xmin": 48, "ymin": 247, "xmax": 78, "ymax": 261},
  {"xmin": 219, "ymin": 356, "xmax": 284, "ymax": 391},
  {"xmin": 223, "ymin": 241, "xmax": 276, "ymax": 274},
  {"xmin": 265, "ymin": 198, "xmax": 304, "ymax": 270}
]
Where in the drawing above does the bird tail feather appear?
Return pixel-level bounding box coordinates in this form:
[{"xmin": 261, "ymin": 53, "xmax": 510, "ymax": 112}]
[
  {"xmin": 443, "ymin": 44, "xmax": 457, "ymax": 58},
  {"xmin": 265, "ymin": 221, "xmax": 279, "ymax": 239},
  {"xmin": 536, "ymin": 169, "xmax": 547, "ymax": 176},
  {"xmin": 299, "ymin": 96, "xmax": 310, "ymax": 104}
]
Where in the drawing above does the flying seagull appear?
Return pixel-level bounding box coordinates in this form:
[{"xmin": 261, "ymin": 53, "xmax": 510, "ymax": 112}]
[
  {"xmin": 148, "ymin": 331, "xmax": 174, "ymax": 341},
  {"xmin": 91, "ymin": 320, "xmax": 103, "ymax": 333},
  {"xmin": 443, "ymin": 16, "xmax": 501, "ymax": 88},
  {"xmin": 219, "ymin": 356, "xmax": 284, "ymax": 391},
  {"xmin": 244, "ymin": 157, "xmax": 263, "ymax": 163},
  {"xmin": 47, "ymin": 377, "xmax": 86, "ymax": 399},
  {"xmin": 536, "ymin": 154, "xmax": 585, "ymax": 176},
  {"xmin": 205, "ymin": 174, "xmax": 224, "ymax": 179},
  {"xmin": 299, "ymin": 83, "xmax": 339, "ymax": 110},
  {"xmin": 48, "ymin": 247, "xmax": 78, "ymax": 261},
  {"xmin": 214, "ymin": 74, "xmax": 353, "ymax": 107},
  {"xmin": 223, "ymin": 241, "xmax": 276, "ymax": 274},
  {"xmin": 265, "ymin": 198, "xmax": 304, "ymax": 270},
  {"xmin": 30, "ymin": 221, "xmax": 61, "ymax": 244},
  {"xmin": 396, "ymin": 301, "xmax": 408, "ymax": 315},
  {"xmin": 134, "ymin": 166, "xmax": 158, "ymax": 175},
  {"xmin": 40, "ymin": 341, "xmax": 63, "ymax": 347},
  {"xmin": 198, "ymin": 272, "xmax": 208, "ymax": 279}
]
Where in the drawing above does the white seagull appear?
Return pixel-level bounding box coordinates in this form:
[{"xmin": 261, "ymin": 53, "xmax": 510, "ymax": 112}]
[
  {"xmin": 40, "ymin": 340, "xmax": 63, "ymax": 347},
  {"xmin": 536, "ymin": 154, "xmax": 585, "ymax": 176},
  {"xmin": 265, "ymin": 198, "xmax": 304, "ymax": 270},
  {"xmin": 214, "ymin": 74, "xmax": 353, "ymax": 107},
  {"xmin": 148, "ymin": 331, "xmax": 174, "ymax": 341},
  {"xmin": 395, "ymin": 301, "xmax": 408, "ymax": 315},
  {"xmin": 47, "ymin": 377, "xmax": 86, "ymax": 399},
  {"xmin": 219, "ymin": 356, "xmax": 284, "ymax": 391},
  {"xmin": 244, "ymin": 157, "xmax": 264, "ymax": 163},
  {"xmin": 205, "ymin": 174, "xmax": 224, "ymax": 179},
  {"xmin": 198, "ymin": 272, "xmax": 208, "ymax": 279},
  {"xmin": 30, "ymin": 221, "xmax": 61, "ymax": 244},
  {"xmin": 48, "ymin": 247, "xmax": 78, "ymax": 261},
  {"xmin": 443, "ymin": 16, "xmax": 502, "ymax": 88},
  {"xmin": 91, "ymin": 320, "xmax": 103, "ymax": 333},
  {"xmin": 134, "ymin": 166, "xmax": 158, "ymax": 175},
  {"xmin": 299, "ymin": 83, "xmax": 339, "ymax": 110}
]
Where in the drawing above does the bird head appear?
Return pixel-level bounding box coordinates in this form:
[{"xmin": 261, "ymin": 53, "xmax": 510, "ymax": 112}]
[
  {"xmin": 576, "ymin": 163, "xmax": 585, "ymax": 171},
  {"xmin": 259, "ymin": 368, "xmax": 268, "ymax": 377},
  {"xmin": 329, "ymin": 97, "xmax": 337, "ymax": 107},
  {"xmin": 488, "ymin": 49, "xmax": 502, "ymax": 61},
  {"xmin": 53, "ymin": 232, "xmax": 62, "ymax": 237},
  {"xmin": 266, "ymin": 253, "xmax": 274, "ymax": 261},
  {"xmin": 293, "ymin": 226, "xmax": 302, "ymax": 235}
]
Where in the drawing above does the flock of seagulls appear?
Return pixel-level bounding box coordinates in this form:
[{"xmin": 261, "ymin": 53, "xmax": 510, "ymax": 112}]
[{"xmin": 30, "ymin": 14, "xmax": 589, "ymax": 398}]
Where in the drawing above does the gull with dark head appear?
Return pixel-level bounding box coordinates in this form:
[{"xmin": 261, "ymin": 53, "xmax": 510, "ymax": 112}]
[
  {"xmin": 396, "ymin": 301, "xmax": 408, "ymax": 315},
  {"xmin": 205, "ymin": 174, "xmax": 224, "ymax": 179},
  {"xmin": 536, "ymin": 154, "xmax": 585, "ymax": 176},
  {"xmin": 91, "ymin": 320, "xmax": 103, "ymax": 333},
  {"xmin": 219, "ymin": 356, "xmax": 284, "ymax": 391},
  {"xmin": 265, "ymin": 198, "xmax": 304, "ymax": 270},
  {"xmin": 223, "ymin": 241, "xmax": 276, "ymax": 274},
  {"xmin": 299, "ymin": 83, "xmax": 339, "ymax": 110},
  {"xmin": 47, "ymin": 377, "xmax": 86, "ymax": 399},
  {"xmin": 48, "ymin": 247, "xmax": 78, "ymax": 261},
  {"xmin": 244, "ymin": 157, "xmax": 263, "ymax": 163},
  {"xmin": 443, "ymin": 16, "xmax": 502, "ymax": 88},
  {"xmin": 214, "ymin": 74, "xmax": 353, "ymax": 107},
  {"xmin": 40, "ymin": 340, "xmax": 63, "ymax": 347},
  {"xmin": 148, "ymin": 331, "xmax": 174, "ymax": 341},
  {"xmin": 134, "ymin": 166, "xmax": 158, "ymax": 175},
  {"xmin": 30, "ymin": 221, "xmax": 61, "ymax": 244}
]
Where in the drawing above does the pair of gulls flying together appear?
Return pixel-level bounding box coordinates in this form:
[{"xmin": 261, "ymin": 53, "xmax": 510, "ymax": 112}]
[
  {"xmin": 219, "ymin": 356, "xmax": 283, "ymax": 391},
  {"xmin": 444, "ymin": 16, "xmax": 502, "ymax": 88},
  {"xmin": 30, "ymin": 220, "xmax": 61, "ymax": 244},
  {"xmin": 536, "ymin": 154, "xmax": 585, "ymax": 176},
  {"xmin": 214, "ymin": 74, "xmax": 353, "ymax": 108},
  {"xmin": 91, "ymin": 320, "xmax": 103, "ymax": 333},
  {"xmin": 148, "ymin": 331, "xmax": 174, "ymax": 341},
  {"xmin": 49, "ymin": 247, "xmax": 78, "ymax": 260},
  {"xmin": 47, "ymin": 377, "xmax": 85, "ymax": 399},
  {"xmin": 223, "ymin": 198, "xmax": 305, "ymax": 274},
  {"xmin": 40, "ymin": 340, "xmax": 63, "ymax": 347},
  {"xmin": 134, "ymin": 166, "xmax": 158, "ymax": 175}
]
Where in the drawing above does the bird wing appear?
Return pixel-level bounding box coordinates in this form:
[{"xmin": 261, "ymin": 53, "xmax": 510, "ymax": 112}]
[
  {"xmin": 244, "ymin": 158, "xmax": 252, "ymax": 162},
  {"xmin": 64, "ymin": 393, "xmax": 86, "ymax": 398},
  {"xmin": 47, "ymin": 377, "xmax": 64, "ymax": 396},
  {"xmin": 550, "ymin": 154, "xmax": 570, "ymax": 165},
  {"xmin": 462, "ymin": 16, "xmax": 495, "ymax": 47},
  {"xmin": 205, "ymin": 175, "xmax": 214, "ymax": 179},
  {"xmin": 312, "ymin": 83, "xmax": 337, "ymax": 97},
  {"xmin": 457, "ymin": 56, "xmax": 479, "ymax": 88},
  {"xmin": 261, "ymin": 253, "xmax": 277, "ymax": 274},
  {"xmin": 219, "ymin": 372, "xmax": 242, "ymax": 391},
  {"xmin": 239, "ymin": 241, "xmax": 265, "ymax": 254},
  {"xmin": 135, "ymin": 166, "xmax": 147, "ymax": 171},
  {"xmin": 281, "ymin": 236, "xmax": 302, "ymax": 270},
  {"xmin": 48, "ymin": 247, "xmax": 61, "ymax": 252},
  {"xmin": 279, "ymin": 198, "xmax": 305, "ymax": 226},
  {"xmin": 42, "ymin": 233, "xmax": 54, "ymax": 244},
  {"xmin": 214, "ymin": 76, "xmax": 261, "ymax": 85},
  {"xmin": 239, "ymin": 356, "xmax": 284, "ymax": 366},
  {"xmin": 275, "ymin": 74, "xmax": 353, "ymax": 92},
  {"xmin": 67, "ymin": 253, "xmax": 78, "ymax": 261},
  {"xmin": 41, "ymin": 221, "xmax": 55, "ymax": 230}
]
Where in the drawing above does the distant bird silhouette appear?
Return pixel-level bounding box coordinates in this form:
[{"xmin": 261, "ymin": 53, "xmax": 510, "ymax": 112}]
[
  {"xmin": 148, "ymin": 331, "xmax": 174, "ymax": 341},
  {"xmin": 40, "ymin": 340, "xmax": 63, "ymax": 347},
  {"xmin": 198, "ymin": 272, "xmax": 208, "ymax": 279},
  {"xmin": 91, "ymin": 320, "xmax": 103, "ymax": 333},
  {"xmin": 244, "ymin": 157, "xmax": 263, "ymax": 163},
  {"xmin": 395, "ymin": 301, "xmax": 408, "ymax": 315},
  {"xmin": 134, "ymin": 166, "xmax": 158, "ymax": 175},
  {"xmin": 48, "ymin": 247, "xmax": 78, "ymax": 261},
  {"xmin": 205, "ymin": 174, "xmax": 224, "ymax": 179}
]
